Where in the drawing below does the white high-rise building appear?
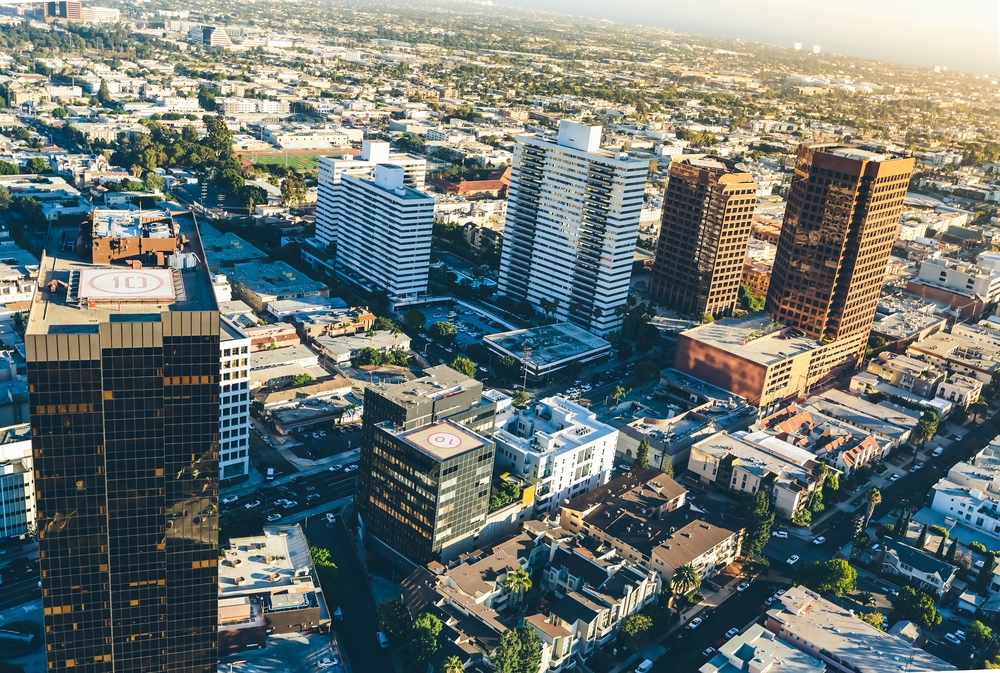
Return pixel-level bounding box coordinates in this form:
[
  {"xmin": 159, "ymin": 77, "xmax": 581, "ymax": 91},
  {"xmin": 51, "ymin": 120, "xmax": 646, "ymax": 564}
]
[
  {"xmin": 0, "ymin": 424, "xmax": 33, "ymax": 539},
  {"xmin": 498, "ymin": 120, "xmax": 649, "ymax": 335},
  {"xmin": 316, "ymin": 141, "xmax": 426, "ymax": 249},
  {"xmin": 337, "ymin": 164, "xmax": 435, "ymax": 299},
  {"xmin": 220, "ymin": 319, "xmax": 252, "ymax": 481}
]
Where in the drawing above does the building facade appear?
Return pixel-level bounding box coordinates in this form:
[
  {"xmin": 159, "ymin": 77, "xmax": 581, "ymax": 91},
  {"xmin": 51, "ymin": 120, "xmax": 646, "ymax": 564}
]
[
  {"xmin": 498, "ymin": 121, "xmax": 648, "ymax": 335},
  {"xmin": 219, "ymin": 320, "xmax": 251, "ymax": 481},
  {"xmin": 315, "ymin": 141, "xmax": 426, "ymax": 248},
  {"xmin": 336, "ymin": 164, "xmax": 434, "ymax": 299},
  {"xmin": 0, "ymin": 424, "xmax": 33, "ymax": 539},
  {"xmin": 766, "ymin": 144, "xmax": 914, "ymax": 369},
  {"xmin": 649, "ymin": 158, "xmax": 758, "ymax": 317},
  {"xmin": 26, "ymin": 212, "xmax": 220, "ymax": 672}
]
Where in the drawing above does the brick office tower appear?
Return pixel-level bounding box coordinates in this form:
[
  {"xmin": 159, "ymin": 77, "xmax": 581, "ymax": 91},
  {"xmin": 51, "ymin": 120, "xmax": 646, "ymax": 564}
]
[
  {"xmin": 767, "ymin": 144, "xmax": 914, "ymax": 368},
  {"xmin": 26, "ymin": 209, "xmax": 220, "ymax": 672},
  {"xmin": 650, "ymin": 158, "xmax": 758, "ymax": 317}
]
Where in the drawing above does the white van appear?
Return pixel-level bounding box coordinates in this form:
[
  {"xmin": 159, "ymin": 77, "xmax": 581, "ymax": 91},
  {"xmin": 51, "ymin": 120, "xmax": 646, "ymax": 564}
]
[
  {"xmin": 635, "ymin": 660, "xmax": 654, "ymax": 673},
  {"xmin": 377, "ymin": 631, "xmax": 390, "ymax": 648},
  {"xmin": 932, "ymin": 447, "xmax": 944, "ymax": 457}
]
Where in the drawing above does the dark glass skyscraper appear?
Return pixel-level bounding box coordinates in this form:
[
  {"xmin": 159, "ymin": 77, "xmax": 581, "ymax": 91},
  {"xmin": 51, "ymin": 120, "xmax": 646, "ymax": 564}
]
[{"xmin": 26, "ymin": 210, "xmax": 220, "ymax": 673}]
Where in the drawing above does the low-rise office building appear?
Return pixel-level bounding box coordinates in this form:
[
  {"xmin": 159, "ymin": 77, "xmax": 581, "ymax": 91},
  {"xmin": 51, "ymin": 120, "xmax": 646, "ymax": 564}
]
[
  {"xmin": 312, "ymin": 330, "xmax": 411, "ymax": 366},
  {"xmin": 229, "ymin": 261, "xmax": 329, "ymax": 312},
  {"xmin": 483, "ymin": 323, "xmax": 613, "ymax": 386},
  {"xmin": 906, "ymin": 332, "xmax": 1000, "ymax": 384}
]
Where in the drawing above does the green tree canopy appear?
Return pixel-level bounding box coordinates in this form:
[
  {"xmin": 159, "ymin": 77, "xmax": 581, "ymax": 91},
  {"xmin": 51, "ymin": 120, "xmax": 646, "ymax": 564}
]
[
  {"xmin": 795, "ymin": 559, "xmax": 856, "ymax": 596},
  {"xmin": 491, "ymin": 625, "xmax": 542, "ymax": 673},
  {"xmin": 511, "ymin": 390, "xmax": 531, "ymax": 409},
  {"xmin": 402, "ymin": 309, "xmax": 426, "ymax": 329},
  {"xmin": 891, "ymin": 586, "xmax": 942, "ymax": 629},
  {"xmin": 25, "ymin": 157, "xmax": 49, "ymax": 174},
  {"xmin": 407, "ymin": 612, "xmax": 443, "ymax": 672},
  {"xmin": 0, "ymin": 161, "xmax": 18, "ymax": 175},
  {"xmin": 429, "ymin": 321, "xmax": 458, "ymax": 344},
  {"xmin": 635, "ymin": 438, "xmax": 650, "ymax": 469},
  {"xmin": 856, "ymin": 611, "xmax": 884, "ymax": 630},
  {"xmin": 377, "ymin": 598, "xmax": 411, "ymax": 642},
  {"xmin": 280, "ymin": 172, "xmax": 307, "ymax": 206},
  {"xmin": 449, "ymin": 356, "xmax": 477, "ymax": 379},
  {"xmin": 742, "ymin": 489, "xmax": 775, "ymax": 557}
]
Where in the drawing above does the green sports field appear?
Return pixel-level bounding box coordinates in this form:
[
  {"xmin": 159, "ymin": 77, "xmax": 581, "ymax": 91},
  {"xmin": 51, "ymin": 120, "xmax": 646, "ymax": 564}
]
[{"xmin": 240, "ymin": 152, "xmax": 324, "ymax": 170}]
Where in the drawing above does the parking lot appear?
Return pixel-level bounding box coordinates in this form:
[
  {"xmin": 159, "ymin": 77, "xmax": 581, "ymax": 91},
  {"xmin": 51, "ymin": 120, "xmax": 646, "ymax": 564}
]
[{"xmin": 422, "ymin": 302, "xmax": 513, "ymax": 349}]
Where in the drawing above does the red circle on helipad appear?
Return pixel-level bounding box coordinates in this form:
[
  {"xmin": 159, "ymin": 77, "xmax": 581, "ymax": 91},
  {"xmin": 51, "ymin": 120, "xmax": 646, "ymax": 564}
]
[{"xmin": 427, "ymin": 432, "xmax": 461, "ymax": 449}]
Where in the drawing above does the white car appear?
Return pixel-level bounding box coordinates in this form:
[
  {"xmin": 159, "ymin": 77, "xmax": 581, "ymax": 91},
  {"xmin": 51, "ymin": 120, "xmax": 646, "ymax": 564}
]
[
  {"xmin": 786, "ymin": 555, "xmax": 800, "ymax": 565},
  {"xmin": 329, "ymin": 464, "xmax": 343, "ymax": 472},
  {"xmin": 775, "ymin": 589, "xmax": 785, "ymax": 596},
  {"xmin": 317, "ymin": 657, "xmax": 339, "ymax": 668},
  {"xmin": 945, "ymin": 633, "xmax": 961, "ymax": 645},
  {"xmin": 702, "ymin": 647, "xmax": 716, "ymax": 657},
  {"xmin": 955, "ymin": 435, "xmax": 964, "ymax": 442},
  {"xmin": 221, "ymin": 495, "xmax": 238, "ymax": 505},
  {"xmin": 725, "ymin": 628, "xmax": 739, "ymax": 639},
  {"xmin": 282, "ymin": 500, "xmax": 298, "ymax": 509},
  {"xmin": 245, "ymin": 500, "xmax": 261, "ymax": 509},
  {"xmin": 737, "ymin": 582, "xmax": 750, "ymax": 592},
  {"xmin": 326, "ymin": 513, "xmax": 337, "ymax": 523},
  {"xmin": 688, "ymin": 617, "xmax": 702, "ymax": 629},
  {"xmin": 955, "ymin": 630, "xmax": 967, "ymax": 641},
  {"xmin": 890, "ymin": 474, "xmax": 900, "ymax": 482},
  {"xmin": 813, "ymin": 536, "xmax": 826, "ymax": 545},
  {"xmin": 772, "ymin": 530, "xmax": 788, "ymax": 539},
  {"xmin": 344, "ymin": 465, "xmax": 359, "ymax": 473},
  {"xmin": 267, "ymin": 513, "xmax": 282, "ymax": 522}
]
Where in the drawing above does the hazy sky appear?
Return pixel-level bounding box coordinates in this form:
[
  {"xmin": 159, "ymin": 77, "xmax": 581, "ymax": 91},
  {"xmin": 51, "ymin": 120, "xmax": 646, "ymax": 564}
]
[{"xmin": 498, "ymin": 0, "xmax": 999, "ymax": 75}]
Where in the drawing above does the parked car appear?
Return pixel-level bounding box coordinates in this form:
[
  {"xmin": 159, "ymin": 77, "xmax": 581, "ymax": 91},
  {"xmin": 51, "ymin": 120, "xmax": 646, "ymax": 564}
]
[
  {"xmin": 221, "ymin": 495, "xmax": 238, "ymax": 505},
  {"xmin": 634, "ymin": 660, "xmax": 654, "ymax": 673},
  {"xmin": 307, "ymin": 493, "xmax": 321, "ymax": 501},
  {"xmin": 688, "ymin": 617, "xmax": 702, "ymax": 629},
  {"xmin": 282, "ymin": 500, "xmax": 298, "ymax": 509},
  {"xmin": 775, "ymin": 589, "xmax": 785, "ymax": 597},
  {"xmin": 329, "ymin": 464, "xmax": 343, "ymax": 472},
  {"xmin": 377, "ymin": 632, "xmax": 390, "ymax": 648},
  {"xmin": 813, "ymin": 536, "xmax": 826, "ymax": 545},
  {"xmin": 737, "ymin": 582, "xmax": 750, "ymax": 592},
  {"xmin": 955, "ymin": 630, "xmax": 967, "ymax": 641},
  {"xmin": 702, "ymin": 647, "xmax": 716, "ymax": 657},
  {"xmin": 932, "ymin": 447, "xmax": 944, "ymax": 457},
  {"xmin": 890, "ymin": 474, "xmax": 900, "ymax": 482},
  {"xmin": 326, "ymin": 513, "xmax": 337, "ymax": 523},
  {"xmin": 317, "ymin": 657, "xmax": 339, "ymax": 668},
  {"xmin": 267, "ymin": 513, "xmax": 282, "ymax": 522},
  {"xmin": 772, "ymin": 530, "xmax": 788, "ymax": 539},
  {"xmin": 245, "ymin": 500, "xmax": 261, "ymax": 509},
  {"xmin": 945, "ymin": 633, "xmax": 961, "ymax": 645},
  {"xmin": 786, "ymin": 555, "xmax": 800, "ymax": 565},
  {"xmin": 725, "ymin": 628, "xmax": 739, "ymax": 639},
  {"xmin": 764, "ymin": 597, "xmax": 773, "ymax": 606}
]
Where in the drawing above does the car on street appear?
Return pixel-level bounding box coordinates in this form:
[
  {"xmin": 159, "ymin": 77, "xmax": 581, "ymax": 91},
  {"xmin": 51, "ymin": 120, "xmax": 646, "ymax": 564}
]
[
  {"xmin": 955, "ymin": 630, "xmax": 967, "ymax": 641},
  {"xmin": 702, "ymin": 647, "xmax": 716, "ymax": 657},
  {"xmin": 890, "ymin": 474, "xmax": 900, "ymax": 482},
  {"xmin": 955, "ymin": 435, "xmax": 964, "ymax": 442},
  {"xmin": 307, "ymin": 493, "xmax": 321, "ymax": 501},
  {"xmin": 326, "ymin": 513, "xmax": 337, "ymax": 523},
  {"xmin": 221, "ymin": 495, "xmax": 238, "ymax": 505},
  {"xmin": 764, "ymin": 597, "xmax": 773, "ymax": 606},
  {"xmin": 772, "ymin": 530, "xmax": 788, "ymax": 539},
  {"xmin": 945, "ymin": 633, "xmax": 961, "ymax": 645},
  {"xmin": 775, "ymin": 589, "xmax": 785, "ymax": 596},
  {"xmin": 267, "ymin": 513, "xmax": 282, "ymax": 522},
  {"xmin": 737, "ymin": 582, "xmax": 750, "ymax": 592},
  {"xmin": 933, "ymin": 447, "xmax": 944, "ymax": 457},
  {"xmin": 329, "ymin": 464, "xmax": 343, "ymax": 472},
  {"xmin": 344, "ymin": 464, "xmax": 359, "ymax": 472},
  {"xmin": 317, "ymin": 657, "xmax": 339, "ymax": 668},
  {"xmin": 282, "ymin": 500, "xmax": 298, "ymax": 509},
  {"xmin": 813, "ymin": 536, "xmax": 826, "ymax": 545},
  {"xmin": 245, "ymin": 500, "xmax": 261, "ymax": 509},
  {"xmin": 688, "ymin": 617, "xmax": 702, "ymax": 629},
  {"xmin": 913, "ymin": 461, "xmax": 924, "ymax": 470},
  {"xmin": 786, "ymin": 555, "xmax": 800, "ymax": 565},
  {"xmin": 725, "ymin": 628, "xmax": 739, "ymax": 639}
]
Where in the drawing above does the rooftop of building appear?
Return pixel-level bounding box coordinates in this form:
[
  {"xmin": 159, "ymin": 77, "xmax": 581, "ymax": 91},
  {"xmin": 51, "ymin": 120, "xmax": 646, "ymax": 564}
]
[
  {"xmin": 493, "ymin": 396, "xmax": 616, "ymax": 456},
  {"xmin": 871, "ymin": 311, "xmax": 947, "ymax": 340},
  {"xmin": 692, "ymin": 432, "xmax": 810, "ymax": 480},
  {"xmin": 249, "ymin": 343, "xmax": 319, "ymax": 370},
  {"xmin": 679, "ymin": 312, "xmax": 822, "ymax": 367},
  {"xmin": 266, "ymin": 296, "xmax": 348, "ymax": 315},
  {"xmin": 766, "ymin": 586, "xmax": 955, "ymax": 673},
  {"xmin": 809, "ymin": 390, "xmax": 922, "ymax": 429},
  {"xmin": 198, "ymin": 225, "xmax": 269, "ymax": 268},
  {"xmin": 908, "ymin": 332, "xmax": 1000, "ymax": 371},
  {"xmin": 314, "ymin": 330, "xmax": 411, "ymax": 355},
  {"xmin": 26, "ymin": 212, "xmax": 218, "ymax": 335},
  {"xmin": 563, "ymin": 469, "xmax": 687, "ymax": 517},
  {"xmin": 483, "ymin": 322, "xmax": 612, "ymax": 368},
  {"xmin": 879, "ymin": 539, "xmax": 958, "ymax": 583},
  {"xmin": 372, "ymin": 364, "xmax": 480, "ymax": 408},
  {"xmin": 229, "ymin": 260, "xmax": 327, "ymax": 298},
  {"xmin": 920, "ymin": 257, "xmax": 1000, "ymax": 278},
  {"xmin": 219, "ymin": 524, "xmax": 319, "ymax": 597},
  {"xmin": 393, "ymin": 419, "xmax": 488, "ymax": 462},
  {"xmin": 700, "ymin": 623, "xmax": 826, "ymax": 673}
]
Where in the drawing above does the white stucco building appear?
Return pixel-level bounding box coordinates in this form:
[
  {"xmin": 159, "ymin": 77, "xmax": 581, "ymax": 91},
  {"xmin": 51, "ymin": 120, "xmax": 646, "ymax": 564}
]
[{"xmin": 220, "ymin": 319, "xmax": 252, "ymax": 481}]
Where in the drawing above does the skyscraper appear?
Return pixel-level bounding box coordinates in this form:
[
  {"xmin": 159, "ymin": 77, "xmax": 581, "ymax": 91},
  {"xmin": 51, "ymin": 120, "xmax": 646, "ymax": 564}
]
[
  {"xmin": 27, "ymin": 209, "xmax": 220, "ymax": 672},
  {"xmin": 335, "ymin": 164, "xmax": 435, "ymax": 299},
  {"xmin": 649, "ymin": 158, "xmax": 758, "ymax": 317},
  {"xmin": 767, "ymin": 144, "xmax": 914, "ymax": 364},
  {"xmin": 315, "ymin": 140, "xmax": 426, "ymax": 249},
  {"xmin": 498, "ymin": 120, "xmax": 649, "ymax": 335}
]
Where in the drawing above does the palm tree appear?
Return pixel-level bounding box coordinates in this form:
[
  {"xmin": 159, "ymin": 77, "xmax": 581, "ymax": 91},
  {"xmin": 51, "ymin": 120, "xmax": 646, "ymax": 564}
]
[
  {"xmin": 390, "ymin": 323, "xmax": 402, "ymax": 343},
  {"xmin": 367, "ymin": 328, "xmax": 377, "ymax": 342},
  {"xmin": 857, "ymin": 591, "xmax": 875, "ymax": 607},
  {"xmin": 503, "ymin": 568, "xmax": 532, "ymax": 606},
  {"xmin": 611, "ymin": 385, "xmax": 627, "ymax": 406},
  {"xmin": 672, "ymin": 563, "xmax": 701, "ymax": 597},
  {"xmin": 864, "ymin": 487, "xmax": 882, "ymax": 530},
  {"xmin": 441, "ymin": 655, "xmax": 464, "ymax": 673}
]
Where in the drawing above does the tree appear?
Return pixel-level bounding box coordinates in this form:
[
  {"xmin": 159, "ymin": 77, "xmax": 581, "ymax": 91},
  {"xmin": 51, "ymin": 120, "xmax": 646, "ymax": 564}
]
[
  {"xmin": 935, "ymin": 531, "xmax": 949, "ymax": 557},
  {"xmin": 979, "ymin": 553, "xmax": 997, "ymax": 590},
  {"xmin": 622, "ymin": 613, "xmax": 654, "ymax": 648},
  {"xmin": 354, "ymin": 347, "xmax": 384, "ymax": 367},
  {"xmin": 406, "ymin": 612, "xmax": 442, "ymax": 671},
  {"xmin": 970, "ymin": 396, "xmax": 990, "ymax": 423},
  {"xmin": 825, "ymin": 472, "xmax": 839, "ymax": 492},
  {"xmin": 440, "ymin": 655, "xmax": 464, "ymax": 673},
  {"xmin": 913, "ymin": 411, "xmax": 938, "ymax": 446},
  {"xmin": 795, "ymin": 559, "xmax": 856, "ymax": 596},
  {"xmin": 144, "ymin": 172, "xmax": 165, "ymax": 193},
  {"xmin": 611, "ymin": 385, "xmax": 626, "ymax": 406},
  {"xmin": 491, "ymin": 625, "xmax": 542, "ymax": 673},
  {"xmin": 377, "ymin": 599, "xmax": 411, "ymax": 642},
  {"xmin": 635, "ymin": 438, "xmax": 650, "ymax": 469},
  {"xmin": 856, "ymin": 612, "xmax": 884, "ymax": 630},
  {"xmin": 309, "ymin": 546, "xmax": 339, "ymax": 593},
  {"xmin": 743, "ymin": 490, "xmax": 775, "ymax": 557},
  {"xmin": 51, "ymin": 107, "xmax": 67, "ymax": 119},
  {"xmin": 202, "ymin": 115, "xmax": 233, "ymax": 158},
  {"xmin": 428, "ymin": 321, "xmax": 458, "ymax": 344},
  {"xmin": 863, "ymin": 487, "xmax": 881, "ymax": 530},
  {"xmin": 857, "ymin": 591, "xmax": 875, "ymax": 607},
  {"xmin": 738, "ymin": 285, "xmax": 765, "ymax": 313},
  {"xmin": 25, "ymin": 157, "xmax": 49, "ymax": 174},
  {"xmin": 503, "ymin": 568, "xmax": 532, "ymax": 606},
  {"xmin": 661, "ymin": 454, "xmax": 674, "ymax": 478},
  {"xmin": 511, "ymin": 390, "xmax": 531, "ymax": 409},
  {"xmin": 291, "ymin": 373, "xmax": 314, "ymax": 386},
  {"xmin": 0, "ymin": 185, "xmax": 11, "ymax": 213},
  {"xmin": 198, "ymin": 85, "xmax": 217, "ymax": 111},
  {"xmin": 238, "ymin": 184, "xmax": 269, "ymax": 211},
  {"xmin": 97, "ymin": 79, "xmax": 112, "ymax": 105},
  {"xmin": 969, "ymin": 620, "xmax": 993, "ymax": 647},
  {"xmin": 701, "ymin": 312, "xmax": 715, "ymax": 324},
  {"xmin": 449, "ymin": 356, "xmax": 476, "ymax": 379},
  {"xmin": 0, "ymin": 161, "xmax": 17, "ymax": 175},
  {"xmin": 280, "ymin": 172, "xmax": 308, "ymax": 206},
  {"xmin": 916, "ymin": 523, "xmax": 928, "ymax": 550},
  {"xmin": 946, "ymin": 537, "xmax": 959, "ymax": 563},
  {"xmin": 891, "ymin": 586, "xmax": 942, "ymax": 629},
  {"xmin": 672, "ymin": 563, "xmax": 701, "ymax": 596},
  {"xmin": 402, "ymin": 309, "xmax": 425, "ymax": 329}
]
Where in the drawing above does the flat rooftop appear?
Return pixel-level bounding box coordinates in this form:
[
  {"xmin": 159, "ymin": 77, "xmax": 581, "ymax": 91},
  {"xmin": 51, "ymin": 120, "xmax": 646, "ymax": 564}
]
[
  {"xmin": 484, "ymin": 322, "xmax": 611, "ymax": 368},
  {"xmin": 198, "ymin": 224, "xmax": 269, "ymax": 268},
  {"xmin": 230, "ymin": 260, "xmax": 327, "ymax": 298},
  {"xmin": 679, "ymin": 312, "xmax": 821, "ymax": 367},
  {"xmin": 692, "ymin": 432, "xmax": 809, "ymax": 481},
  {"xmin": 219, "ymin": 524, "xmax": 318, "ymax": 597},
  {"xmin": 376, "ymin": 364, "xmax": 480, "ymax": 407},
  {"xmin": 400, "ymin": 420, "xmax": 486, "ymax": 461},
  {"xmin": 26, "ymin": 212, "xmax": 218, "ymax": 335},
  {"xmin": 871, "ymin": 311, "xmax": 946, "ymax": 339}
]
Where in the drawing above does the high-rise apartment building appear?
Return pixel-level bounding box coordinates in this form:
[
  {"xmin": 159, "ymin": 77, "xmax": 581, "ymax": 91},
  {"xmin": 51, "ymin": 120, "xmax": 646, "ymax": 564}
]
[
  {"xmin": 650, "ymin": 158, "xmax": 758, "ymax": 317},
  {"xmin": 43, "ymin": 0, "xmax": 82, "ymax": 22},
  {"xmin": 26, "ymin": 210, "xmax": 220, "ymax": 672},
  {"xmin": 219, "ymin": 319, "xmax": 251, "ymax": 481},
  {"xmin": 498, "ymin": 120, "xmax": 648, "ymax": 335},
  {"xmin": 357, "ymin": 365, "xmax": 496, "ymax": 565},
  {"xmin": 767, "ymin": 144, "xmax": 914, "ymax": 363},
  {"xmin": 316, "ymin": 140, "xmax": 426, "ymax": 248},
  {"xmin": 336, "ymin": 164, "xmax": 434, "ymax": 299}
]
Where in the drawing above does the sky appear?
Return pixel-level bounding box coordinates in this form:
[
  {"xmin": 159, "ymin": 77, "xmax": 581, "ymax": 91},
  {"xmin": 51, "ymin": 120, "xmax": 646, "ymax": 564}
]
[{"xmin": 497, "ymin": 0, "xmax": 1000, "ymax": 75}]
